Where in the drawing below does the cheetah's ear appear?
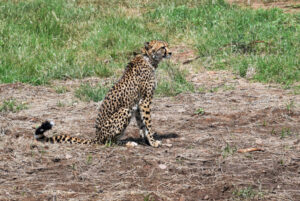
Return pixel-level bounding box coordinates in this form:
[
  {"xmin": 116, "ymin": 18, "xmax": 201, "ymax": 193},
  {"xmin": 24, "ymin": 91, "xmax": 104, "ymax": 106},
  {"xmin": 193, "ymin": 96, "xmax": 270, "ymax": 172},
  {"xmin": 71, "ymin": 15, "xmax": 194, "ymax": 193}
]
[{"xmin": 144, "ymin": 42, "xmax": 150, "ymax": 50}]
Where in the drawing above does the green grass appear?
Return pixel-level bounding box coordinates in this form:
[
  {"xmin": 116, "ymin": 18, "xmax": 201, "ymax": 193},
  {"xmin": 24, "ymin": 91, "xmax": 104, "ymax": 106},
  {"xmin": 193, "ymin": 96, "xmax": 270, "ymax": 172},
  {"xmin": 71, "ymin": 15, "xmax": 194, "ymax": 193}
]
[
  {"xmin": 148, "ymin": 0, "xmax": 300, "ymax": 85},
  {"xmin": 233, "ymin": 186, "xmax": 264, "ymax": 199},
  {"xmin": 75, "ymin": 83, "xmax": 110, "ymax": 102},
  {"xmin": 286, "ymin": 100, "xmax": 295, "ymax": 112},
  {"xmin": 54, "ymin": 86, "xmax": 69, "ymax": 94},
  {"xmin": 143, "ymin": 194, "xmax": 155, "ymax": 201},
  {"xmin": 86, "ymin": 154, "xmax": 93, "ymax": 165},
  {"xmin": 291, "ymin": 85, "xmax": 300, "ymax": 95},
  {"xmin": 0, "ymin": 0, "xmax": 163, "ymax": 85},
  {"xmin": 156, "ymin": 62, "xmax": 194, "ymax": 96},
  {"xmin": 222, "ymin": 143, "xmax": 237, "ymax": 158},
  {"xmin": 280, "ymin": 127, "xmax": 292, "ymax": 139},
  {"xmin": 291, "ymin": 4, "xmax": 300, "ymax": 9},
  {"xmin": 0, "ymin": 0, "xmax": 299, "ymax": 90},
  {"xmin": 0, "ymin": 98, "xmax": 28, "ymax": 113},
  {"xmin": 271, "ymin": 127, "xmax": 295, "ymax": 139},
  {"xmin": 195, "ymin": 108, "xmax": 205, "ymax": 115},
  {"xmin": 56, "ymin": 100, "xmax": 65, "ymax": 107}
]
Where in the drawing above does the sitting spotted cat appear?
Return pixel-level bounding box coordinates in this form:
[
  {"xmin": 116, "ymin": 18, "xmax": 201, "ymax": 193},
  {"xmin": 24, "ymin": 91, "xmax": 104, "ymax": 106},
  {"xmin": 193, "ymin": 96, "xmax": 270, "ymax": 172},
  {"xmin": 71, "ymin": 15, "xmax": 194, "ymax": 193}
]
[{"xmin": 35, "ymin": 40, "xmax": 172, "ymax": 147}]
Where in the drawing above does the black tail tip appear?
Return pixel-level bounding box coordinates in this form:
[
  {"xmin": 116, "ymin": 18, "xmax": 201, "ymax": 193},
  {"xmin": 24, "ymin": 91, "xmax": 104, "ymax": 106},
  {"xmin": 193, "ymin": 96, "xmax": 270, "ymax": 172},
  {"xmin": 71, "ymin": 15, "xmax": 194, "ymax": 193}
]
[
  {"xmin": 41, "ymin": 121, "xmax": 54, "ymax": 130},
  {"xmin": 35, "ymin": 120, "xmax": 54, "ymax": 136}
]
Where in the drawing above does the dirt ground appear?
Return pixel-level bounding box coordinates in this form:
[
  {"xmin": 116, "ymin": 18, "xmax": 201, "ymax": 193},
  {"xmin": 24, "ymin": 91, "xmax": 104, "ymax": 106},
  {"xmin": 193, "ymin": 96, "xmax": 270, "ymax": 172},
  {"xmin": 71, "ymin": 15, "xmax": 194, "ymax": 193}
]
[
  {"xmin": 1, "ymin": 43, "xmax": 300, "ymax": 201},
  {"xmin": 227, "ymin": 0, "xmax": 300, "ymax": 13}
]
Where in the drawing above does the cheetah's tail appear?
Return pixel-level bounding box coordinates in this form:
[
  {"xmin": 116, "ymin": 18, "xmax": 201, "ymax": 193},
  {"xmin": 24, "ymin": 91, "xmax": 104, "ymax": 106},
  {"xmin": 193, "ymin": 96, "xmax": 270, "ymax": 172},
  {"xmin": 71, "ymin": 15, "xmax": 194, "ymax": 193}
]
[{"xmin": 34, "ymin": 121, "xmax": 97, "ymax": 144}]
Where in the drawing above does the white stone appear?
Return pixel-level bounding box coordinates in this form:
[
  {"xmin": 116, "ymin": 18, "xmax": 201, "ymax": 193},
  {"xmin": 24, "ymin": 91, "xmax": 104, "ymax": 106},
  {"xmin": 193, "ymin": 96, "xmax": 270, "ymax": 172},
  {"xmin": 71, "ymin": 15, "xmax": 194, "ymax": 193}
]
[
  {"xmin": 159, "ymin": 164, "xmax": 167, "ymax": 169},
  {"xmin": 126, "ymin": 141, "xmax": 138, "ymax": 148}
]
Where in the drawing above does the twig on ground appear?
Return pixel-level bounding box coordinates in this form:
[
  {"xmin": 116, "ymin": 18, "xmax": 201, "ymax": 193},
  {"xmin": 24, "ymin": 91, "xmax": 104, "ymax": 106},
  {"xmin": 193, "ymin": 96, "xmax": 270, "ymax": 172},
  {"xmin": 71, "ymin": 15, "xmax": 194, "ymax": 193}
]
[
  {"xmin": 182, "ymin": 56, "xmax": 201, "ymax": 65},
  {"xmin": 237, "ymin": 147, "xmax": 264, "ymax": 153}
]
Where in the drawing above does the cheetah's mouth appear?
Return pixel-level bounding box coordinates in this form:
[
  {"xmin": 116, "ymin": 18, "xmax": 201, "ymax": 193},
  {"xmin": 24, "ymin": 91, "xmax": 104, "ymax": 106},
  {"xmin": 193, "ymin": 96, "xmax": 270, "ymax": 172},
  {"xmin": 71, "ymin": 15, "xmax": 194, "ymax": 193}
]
[{"xmin": 163, "ymin": 52, "xmax": 172, "ymax": 59}]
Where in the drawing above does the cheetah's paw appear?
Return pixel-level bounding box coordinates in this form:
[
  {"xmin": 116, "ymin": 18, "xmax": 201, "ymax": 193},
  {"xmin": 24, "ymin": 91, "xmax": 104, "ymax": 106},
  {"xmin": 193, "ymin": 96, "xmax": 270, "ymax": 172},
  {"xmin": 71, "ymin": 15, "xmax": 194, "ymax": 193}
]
[{"xmin": 150, "ymin": 140, "xmax": 162, "ymax": 148}]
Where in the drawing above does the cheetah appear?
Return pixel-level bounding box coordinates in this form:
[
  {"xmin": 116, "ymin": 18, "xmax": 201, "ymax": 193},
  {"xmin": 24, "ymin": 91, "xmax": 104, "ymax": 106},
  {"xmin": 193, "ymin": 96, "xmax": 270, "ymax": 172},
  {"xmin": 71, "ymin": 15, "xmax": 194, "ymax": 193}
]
[{"xmin": 35, "ymin": 40, "xmax": 172, "ymax": 147}]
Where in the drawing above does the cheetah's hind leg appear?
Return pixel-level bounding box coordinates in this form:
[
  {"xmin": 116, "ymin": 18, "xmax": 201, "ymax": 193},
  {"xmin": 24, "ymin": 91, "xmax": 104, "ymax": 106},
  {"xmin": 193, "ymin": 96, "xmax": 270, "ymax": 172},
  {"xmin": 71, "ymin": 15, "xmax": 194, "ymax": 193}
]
[{"xmin": 105, "ymin": 107, "xmax": 134, "ymax": 146}]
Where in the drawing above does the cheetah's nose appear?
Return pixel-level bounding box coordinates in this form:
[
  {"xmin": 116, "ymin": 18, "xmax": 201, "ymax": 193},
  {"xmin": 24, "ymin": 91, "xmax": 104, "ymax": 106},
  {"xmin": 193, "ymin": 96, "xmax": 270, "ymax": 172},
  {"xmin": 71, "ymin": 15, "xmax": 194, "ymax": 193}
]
[{"xmin": 168, "ymin": 52, "xmax": 172, "ymax": 56}]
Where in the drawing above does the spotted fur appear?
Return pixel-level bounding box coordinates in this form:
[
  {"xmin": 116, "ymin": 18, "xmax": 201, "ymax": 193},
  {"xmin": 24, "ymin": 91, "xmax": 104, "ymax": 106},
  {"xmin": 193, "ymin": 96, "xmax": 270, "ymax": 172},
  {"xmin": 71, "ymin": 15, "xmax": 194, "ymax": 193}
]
[{"xmin": 35, "ymin": 40, "xmax": 172, "ymax": 147}]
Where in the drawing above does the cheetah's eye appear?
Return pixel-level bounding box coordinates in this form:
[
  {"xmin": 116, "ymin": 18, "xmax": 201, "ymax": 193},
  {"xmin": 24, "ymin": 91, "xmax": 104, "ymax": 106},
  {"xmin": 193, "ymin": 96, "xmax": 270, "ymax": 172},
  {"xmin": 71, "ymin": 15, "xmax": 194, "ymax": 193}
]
[{"xmin": 158, "ymin": 46, "xmax": 166, "ymax": 52}]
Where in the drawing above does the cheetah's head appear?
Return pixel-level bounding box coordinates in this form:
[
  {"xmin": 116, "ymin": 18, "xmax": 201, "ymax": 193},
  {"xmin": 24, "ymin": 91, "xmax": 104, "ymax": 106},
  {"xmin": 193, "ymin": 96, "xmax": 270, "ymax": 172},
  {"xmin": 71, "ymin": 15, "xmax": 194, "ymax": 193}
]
[{"xmin": 142, "ymin": 40, "xmax": 172, "ymax": 64}]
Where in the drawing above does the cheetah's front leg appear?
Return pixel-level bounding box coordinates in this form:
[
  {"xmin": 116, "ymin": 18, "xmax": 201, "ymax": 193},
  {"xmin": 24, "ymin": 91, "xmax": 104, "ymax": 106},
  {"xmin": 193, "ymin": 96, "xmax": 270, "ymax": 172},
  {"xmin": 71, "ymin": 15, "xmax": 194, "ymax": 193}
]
[{"xmin": 138, "ymin": 97, "xmax": 161, "ymax": 147}]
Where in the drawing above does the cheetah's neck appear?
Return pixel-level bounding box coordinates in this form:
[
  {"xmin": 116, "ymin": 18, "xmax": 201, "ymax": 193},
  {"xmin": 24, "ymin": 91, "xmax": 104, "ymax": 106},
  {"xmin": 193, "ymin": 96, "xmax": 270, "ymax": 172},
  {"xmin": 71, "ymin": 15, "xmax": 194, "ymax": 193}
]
[{"xmin": 143, "ymin": 55, "xmax": 158, "ymax": 70}]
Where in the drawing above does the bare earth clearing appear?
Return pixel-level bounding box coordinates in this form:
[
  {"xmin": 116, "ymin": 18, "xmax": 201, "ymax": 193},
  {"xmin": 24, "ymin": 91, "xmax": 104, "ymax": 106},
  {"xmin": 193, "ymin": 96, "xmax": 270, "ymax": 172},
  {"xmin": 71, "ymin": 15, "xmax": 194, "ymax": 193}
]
[
  {"xmin": 228, "ymin": 0, "xmax": 300, "ymax": 13},
  {"xmin": 1, "ymin": 43, "xmax": 300, "ymax": 201}
]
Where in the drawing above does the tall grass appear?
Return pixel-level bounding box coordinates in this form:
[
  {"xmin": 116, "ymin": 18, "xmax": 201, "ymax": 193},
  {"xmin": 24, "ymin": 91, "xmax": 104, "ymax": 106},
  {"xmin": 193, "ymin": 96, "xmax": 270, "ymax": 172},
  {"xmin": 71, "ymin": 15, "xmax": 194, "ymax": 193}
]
[
  {"xmin": 0, "ymin": 0, "xmax": 299, "ymax": 87},
  {"xmin": 147, "ymin": 0, "xmax": 300, "ymax": 84},
  {"xmin": 156, "ymin": 62, "xmax": 194, "ymax": 96},
  {"xmin": 1, "ymin": 0, "xmax": 90, "ymax": 84},
  {"xmin": 75, "ymin": 83, "xmax": 110, "ymax": 102}
]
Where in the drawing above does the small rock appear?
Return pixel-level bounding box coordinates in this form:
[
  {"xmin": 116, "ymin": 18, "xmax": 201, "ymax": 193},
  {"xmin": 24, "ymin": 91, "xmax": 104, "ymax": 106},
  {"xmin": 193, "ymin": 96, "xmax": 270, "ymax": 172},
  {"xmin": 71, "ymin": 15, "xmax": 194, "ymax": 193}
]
[
  {"xmin": 204, "ymin": 195, "xmax": 209, "ymax": 200},
  {"xmin": 65, "ymin": 154, "xmax": 72, "ymax": 159},
  {"xmin": 255, "ymin": 139, "xmax": 263, "ymax": 145},
  {"xmin": 163, "ymin": 143, "xmax": 173, "ymax": 147},
  {"xmin": 177, "ymin": 108, "xmax": 186, "ymax": 113},
  {"xmin": 158, "ymin": 164, "xmax": 167, "ymax": 170},
  {"xmin": 126, "ymin": 141, "xmax": 138, "ymax": 148}
]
